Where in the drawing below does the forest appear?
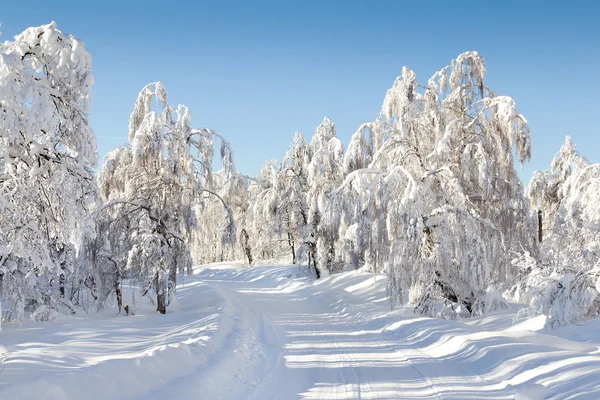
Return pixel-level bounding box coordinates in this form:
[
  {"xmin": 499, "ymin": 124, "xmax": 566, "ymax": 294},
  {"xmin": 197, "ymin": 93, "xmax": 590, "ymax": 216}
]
[{"xmin": 1, "ymin": 22, "xmax": 599, "ymax": 330}]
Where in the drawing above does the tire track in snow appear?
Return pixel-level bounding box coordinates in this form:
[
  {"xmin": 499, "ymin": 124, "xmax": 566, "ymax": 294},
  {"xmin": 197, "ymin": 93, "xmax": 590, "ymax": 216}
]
[
  {"xmin": 196, "ymin": 267, "xmax": 488, "ymax": 399},
  {"xmin": 147, "ymin": 282, "xmax": 269, "ymax": 399},
  {"xmin": 303, "ymin": 299, "xmax": 375, "ymax": 399},
  {"xmin": 309, "ymin": 295, "xmax": 444, "ymax": 400}
]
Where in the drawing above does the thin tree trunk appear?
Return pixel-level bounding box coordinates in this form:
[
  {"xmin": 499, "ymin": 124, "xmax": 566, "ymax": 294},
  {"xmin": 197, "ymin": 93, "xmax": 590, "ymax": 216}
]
[
  {"xmin": 373, "ymin": 248, "xmax": 377, "ymax": 283},
  {"xmin": 109, "ymin": 258, "xmax": 122, "ymax": 314},
  {"xmin": 59, "ymin": 271, "xmax": 65, "ymax": 298},
  {"xmin": 538, "ymin": 210, "xmax": 543, "ymax": 243},
  {"xmin": 168, "ymin": 258, "xmax": 177, "ymax": 307},
  {"xmin": 287, "ymin": 232, "xmax": 296, "ymax": 264},
  {"xmin": 326, "ymin": 243, "xmax": 335, "ymax": 273},
  {"xmin": 155, "ymin": 270, "xmax": 166, "ymax": 314},
  {"xmin": 309, "ymin": 242, "xmax": 320, "ymax": 279},
  {"xmin": 241, "ymin": 228, "xmax": 253, "ymax": 265},
  {"xmin": 115, "ymin": 279, "xmax": 123, "ymax": 314}
]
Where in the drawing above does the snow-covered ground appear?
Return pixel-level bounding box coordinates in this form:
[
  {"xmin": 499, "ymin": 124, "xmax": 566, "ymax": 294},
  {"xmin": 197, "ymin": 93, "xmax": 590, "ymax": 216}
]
[{"xmin": 1, "ymin": 263, "xmax": 600, "ymax": 399}]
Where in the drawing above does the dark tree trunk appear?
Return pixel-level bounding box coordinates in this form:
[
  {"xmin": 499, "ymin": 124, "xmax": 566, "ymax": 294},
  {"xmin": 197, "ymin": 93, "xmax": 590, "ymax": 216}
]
[
  {"xmin": 309, "ymin": 241, "xmax": 320, "ymax": 279},
  {"xmin": 115, "ymin": 280, "xmax": 123, "ymax": 314},
  {"xmin": 155, "ymin": 270, "xmax": 166, "ymax": 314},
  {"xmin": 241, "ymin": 228, "xmax": 253, "ymax": 265},
  {"xmin": 168, "ymin": 259, "xmax": 177, "ymax": 307},
  {"xmin": 84, "ymin": 276, "xmax": 98, "ymax": 302},
  {"xmin": 287, "ymin": 232, "xmax": 296, "ymax": 264},
  {"xmin": 434, "ymin": 272, "xmax": 472, "ymax": 313},
  {"xmin": 538, "ymin": 210, "xmax": 543, "ymax": 243},
  {"xmin": 326, "ymin": 243, "xmax": 335, "ymax": 273},
  {"xmin": 308, "ymin": 213, "xmax": 321, "ymax": 278},
  {"xmin": 59, "ymin": 272, "xmax": 65, "ymax": 298},
  {"xmin": 109, "ymin": 258, "xmax": 122, "ymax": 314}
]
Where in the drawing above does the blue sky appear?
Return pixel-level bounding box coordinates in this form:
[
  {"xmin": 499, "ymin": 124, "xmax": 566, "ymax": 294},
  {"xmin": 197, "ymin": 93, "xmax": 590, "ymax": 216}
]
[{"xmin": 2, "ymin": 0, "xmax": 598, "ymax": 180}]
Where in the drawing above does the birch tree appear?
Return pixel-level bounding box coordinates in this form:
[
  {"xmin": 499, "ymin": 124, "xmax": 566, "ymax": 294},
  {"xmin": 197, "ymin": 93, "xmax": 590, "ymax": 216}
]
[
  {"xmin": 326, "ymin": 52, "xmax": 535, "ymax": 317},
  {"xmin": 517, "ymin": 136, "xmax": 600, "ymax": 327},
  {"xmin": 98, "ymin": 82, "xmax": 234, "ymax": 314},
  {"xmin": 307, "ymin": 118, "xmax": 345, "ymax": 277},
  {"xmin": 0, "ymin": 22, "xmax": 98, "ymax": 321},
  {"xmin": 277, "ymin": 132, "xmax": 312, "ymax": 264}
]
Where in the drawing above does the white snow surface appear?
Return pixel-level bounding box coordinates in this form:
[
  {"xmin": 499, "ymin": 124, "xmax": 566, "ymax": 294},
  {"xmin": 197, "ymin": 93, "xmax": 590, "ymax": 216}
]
[{"xmin": 1, "ymin": 263, "xmax": 600, "ymax": 399}]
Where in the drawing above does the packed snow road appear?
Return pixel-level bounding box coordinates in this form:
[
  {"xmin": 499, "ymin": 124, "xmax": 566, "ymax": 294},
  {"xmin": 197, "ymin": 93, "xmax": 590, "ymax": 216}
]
[{"xmin": 1, "ymin": 264, "xmax": 600, "ymax": 399}]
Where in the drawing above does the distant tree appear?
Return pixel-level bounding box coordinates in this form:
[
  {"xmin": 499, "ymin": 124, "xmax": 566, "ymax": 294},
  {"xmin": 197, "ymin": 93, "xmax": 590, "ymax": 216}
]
[
  {"xmin": 248, "ymin": 160, "xmax": 283, "ymax": 261},
  {"xmin": 527, "ymin": 136, "xmax": 597, "ymax": 253},
  {"xmin": 339, "ymin": 123, "xmax": 387, "ymax": 274},
  {"xmin": 277, "ymin": 132, "xmax": 312, "ymax": 264},
  {"xmin": 193, "ymin": 169, "xmax": 252, "ymax": 265},
  {"xmin": 307, "ymin": 118, "xmax": 345, "ymax": 277},
  {"xmin": 517, "ymin": 136, "xmax": 600, "ymax": 328}
]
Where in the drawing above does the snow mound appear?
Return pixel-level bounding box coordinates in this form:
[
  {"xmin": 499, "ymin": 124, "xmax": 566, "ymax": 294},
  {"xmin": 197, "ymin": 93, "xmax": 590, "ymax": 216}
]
[{"xmin": 514, "ymin": 383, "xmax": 548, "ymax": 400}]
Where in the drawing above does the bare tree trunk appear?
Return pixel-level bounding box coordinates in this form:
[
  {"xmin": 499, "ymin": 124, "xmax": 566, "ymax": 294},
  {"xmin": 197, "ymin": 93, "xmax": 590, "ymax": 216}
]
[
  {"xmin": 538, "ymin": 210, "xmax": 543, "ymax": 243},
  {"xmin": 115, "ymin": 264, "xmax": 122, "ymax": 315},
  {"xmin": 155, "ymin": 270, "xmax": 166, "ymax": 314},
  {"xmin": 241, "ymin": 228, "xmax": 253, "ymax": 265},
  {"xmin": 309, "ymin": 242, "xmax": 320, "ymax": 279},
  {"xmin": 168, "ymin": 259, "xmax": 177, "ymax": 307},
  {"xmin": 287, "ymin": 232, "xmax": 296, "ymax": 264},
  {"xmin": 59, "ymin": 271, "xmax": 65, "ymax": 298},
  {"xmin": 326, "ymin": 243, "xmax": 335, "ymax": 273},
  {"xmin": 115, "ymin": 279, "xmax": 123, "ymax": 314},
  {"xmin": 109, "ymin": 258, "xmax": 122, "ymax": 314},
  {"xmin": 84, "ymin": 277, "xmax": 98, "ymax": 303},
  {"xmin": 57, "ymin": 244, "xmax": 66, "ymax": 298},
  {"xmin": 308, "ymin": 215, "xmax": 321, "ymax": 278}
]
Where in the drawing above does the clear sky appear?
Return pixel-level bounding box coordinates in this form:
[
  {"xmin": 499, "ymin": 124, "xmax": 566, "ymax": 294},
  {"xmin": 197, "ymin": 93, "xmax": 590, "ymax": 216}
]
[{"xmin": 2, "ymin": 0, "xmax": 598, "ymax": 180}]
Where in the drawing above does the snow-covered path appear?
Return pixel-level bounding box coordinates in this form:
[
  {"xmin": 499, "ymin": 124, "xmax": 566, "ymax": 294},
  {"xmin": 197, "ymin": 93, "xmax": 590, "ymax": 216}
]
[
  {"xmin": 2, "ymin": 264, "xmax": 600, "ymax": 399},
  {"xmin": 182, "ymin": 266, "xmax": 600, "ymax": 399},
  {"xmin": 179, "ymin": 266, "xmax": 452, "ymax": 399}
]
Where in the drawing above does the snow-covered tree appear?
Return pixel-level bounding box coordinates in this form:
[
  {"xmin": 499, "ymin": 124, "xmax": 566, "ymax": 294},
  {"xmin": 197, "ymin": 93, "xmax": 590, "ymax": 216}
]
[
  {"xmin": 193, "ymin": 169, "xmax": 252, "ymax": 265},
  {"xmin": 78, "ymin": 214, "xmax": 125, "ymax": 313},
  {"xmin": 307, "ymin": 118, "xmax": 345, "ymax": 277},
  {"xmin": 516, "ymin": 136, "xmax": 600, "ymax": 327},
  {"xmin": 276, "ymin": 132, "xmax": 312, "ymax": 264},
  {"xmin": 326, "ymin": 52, "xmax": 535, "ymax": 317},
  {"xmin": 98, "ymin": 82, "xmax": 234, "ymax": 314},
  {"xmin": 527, "ymin": 136, "xmax": 598, "ymax": 258},
  {"xmin": 245, "ymin": 131, "xmax": 314, "ymax": 266},
  {"xmin": 224, "ymin": 172, "xmax": 255, "ymax": 265},
  {"xmin": 247, "ymin": 160, "xmax": 283, "ymax": 261},
  {"xmin": 0, "ymin": 22, "xmax": 98, "ymax": 321},
  {"xmin": 343, "ymin": 123, "xmax": 377, "ymax": 175},
  {"xmin": 337, "ymin": 123, "xmax": 388, "ymax": 274}
]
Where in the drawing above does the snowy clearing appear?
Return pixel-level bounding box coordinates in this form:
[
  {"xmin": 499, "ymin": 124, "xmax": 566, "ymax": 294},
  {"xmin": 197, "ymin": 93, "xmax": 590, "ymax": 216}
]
[{"xmin": 1, "ymin": 263, "xmax": 600, "ymax": 399}]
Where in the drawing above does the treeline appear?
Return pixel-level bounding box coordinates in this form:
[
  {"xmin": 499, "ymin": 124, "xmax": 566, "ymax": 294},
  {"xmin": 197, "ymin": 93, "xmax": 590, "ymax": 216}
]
[{"xmin": 1, "ymin": 23, "xmax": 598, "ymax": 328}]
